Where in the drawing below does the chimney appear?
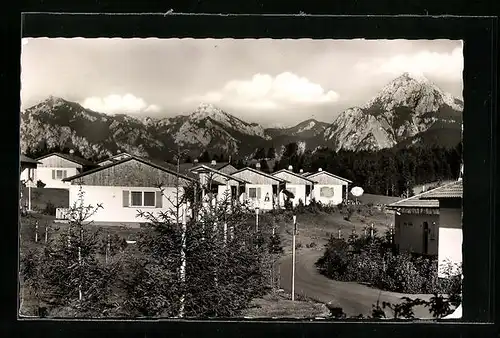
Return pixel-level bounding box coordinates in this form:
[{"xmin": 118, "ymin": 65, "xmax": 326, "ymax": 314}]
[
  {"xmin": 318, "ymin": 168, "xmax": 322, "ymax": 172},
  {"xmin": 299, "ymin": 169, "xmax": 303, "ymax": 173},
  {"xmin": 193, "ymin": 159, "xmax": 199, "ymax": 166},
  {"xmin": 288, "ymin": 165, "xmax": 293, "ymax": 171},
  {"xmin": 211, "ymin": 160, "xmax": 216, "ymax": 166},
  {"xmin": 255, "ymin": 162, "xmax": 261, "ymax": 170},
  {"xmin": 69, "ymin": 149, "xmax": 75, "ymax": 155},
  {"xmin": 117, "ymin": 150, "xmax": 121, "ymax": 154}
]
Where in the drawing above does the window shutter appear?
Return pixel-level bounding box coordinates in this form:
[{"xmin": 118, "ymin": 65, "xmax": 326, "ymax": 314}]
[
  {"xmin": 257, "ymin": 187, "xmax": 262, "ymax": 199},
  {"xmin": 63, "ymin": 170, "xmax": 67, "ymax": 179},
  {"xmin": 122, "ymin": 190, "xmax": 129, "ymax": 207},
  {"xmin": 52, "ymin": 170, "xmax": 56, "ymax": 179},
  {"xmin": 155, "ymin": 190, "xmax": 163, "ymax": 208}
]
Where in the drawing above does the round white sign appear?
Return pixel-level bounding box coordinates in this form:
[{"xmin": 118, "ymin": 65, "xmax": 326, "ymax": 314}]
[{"xmin": 351, "ymin": 186, "xmax": 364, "ymax": 197}]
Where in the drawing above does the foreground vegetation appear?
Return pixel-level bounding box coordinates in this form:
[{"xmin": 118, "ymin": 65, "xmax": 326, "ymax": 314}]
[
  {"xmin": 20, "ymin": 186, "xmax": 285, "ymax": 318},
  {"xmin": 20, "ymin": 184, "xmax": 461, "ymax": 320}
]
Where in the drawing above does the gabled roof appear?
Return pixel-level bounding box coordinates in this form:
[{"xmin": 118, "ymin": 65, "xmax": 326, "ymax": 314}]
[
  {"xmin": 231, "ymin": 167, "xmax": 288, "ymax": 183},
  {"xmin": 304, "ymin": 170, "xmax": 352, "ymax": 184},
  {"xmin": 419, "ymin": 180, "xmax": 463, "ymax": 200},
  {"xmin": 20, "ymin": 154, "xmax": 41, "ymax": 165},
  {"xmin": 271, "ymin": 169, "xmax": 316, "ymax": 184},
  {"xmin": 171, "ymin": 162, "xmax": 233, "ymax": 175},
  {"xmin": 96, "ymin": 152, "xmax": 133, "ymax": 164},
  {"xmin": 386, "ymin": 193, "xmax": 439, "ymax": 209},
  {"xmin": 62, "ymin": 155, "xmax": 196, "ymax": 183},
  {"xmin": 190, "ymin": 164, "xmax": 248, "ymax": 184},
  {"xmin": 36, "ymin": 152, "xmax": 97, "ymax": 167}
]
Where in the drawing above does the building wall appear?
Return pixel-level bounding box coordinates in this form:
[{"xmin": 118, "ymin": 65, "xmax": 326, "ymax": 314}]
[
  {"xmin": 69, "ymin": 185, "xmax": 185, "ymax": 225},
  {"xmin": 38, "ymin": 155, "xmax": 83, "ymax": 169},
  {"xmin": 279, "ymin": 184, "xmax": 307, "ymax": 207},
  {"xmin": 311, "ymin": 184, "xmax": 344, "ymax": 205},
  {"xmin": 307, "ymin": 172, "xmax": 349, "ymax": 185},
  {"xmin": 394, "ymin": 212, "xmax": 440, "ymax": 255},
  {"xmin": 219, "ymin": 165, "xmax": 237, "ymax": 175},
  {"xmin": 72, "ymin": 159, "xmax": 192, "ymax": 187},
  {"xmin": 240, "ymin": 184, "xmax": 275, "ymax": 210},
  {"xmin": 20, "ymin": 168, "xmax": 37, "ymax": 187},
  {"xmin": 37, "ymin": 167, "xmax": 79, "ymax": 189},
  {"xmin": 231, "ymin": 169, "xmax": 280, "ymax": 185},
  {"xmin": 438, "ymin": 206, "xmax": 463, "ymax": 277}
]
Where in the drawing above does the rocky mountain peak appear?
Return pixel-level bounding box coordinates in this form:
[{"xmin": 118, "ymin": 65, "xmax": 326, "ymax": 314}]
[{"xmin": 324, "ymin": 72, "xmax": 463, "ymax": 151}]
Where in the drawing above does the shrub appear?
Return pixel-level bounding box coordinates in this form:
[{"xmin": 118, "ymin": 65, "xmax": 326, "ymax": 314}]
[
  {"xmin": 316, "ymin": 237, "xmax": 351, "ymax": 280},
  {"xmin": 379, "ymin": 251, "xmax": 425, "ymax": 293},
  {"xmin": 43, "ymin": 202, "xmax": 57, "ymax": 216}
]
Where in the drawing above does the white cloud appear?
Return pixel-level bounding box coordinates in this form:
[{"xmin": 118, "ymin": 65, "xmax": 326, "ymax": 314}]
[
  {"xmin": 184, "ymin": 72, "xmax": 340, "ymax": 109},
  {"xmin": 80, "ymin": 94, "xmax": 161, "ymax": 115},
  {"xmin": 355, "ymin": 46, "xmax": 463, "ymax": 82}
]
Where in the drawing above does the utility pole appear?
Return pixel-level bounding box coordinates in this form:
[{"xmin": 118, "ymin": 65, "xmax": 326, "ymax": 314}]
[
  {"xmin": 179, "ymin": 203, "xmax": 187, "ymax": 317},
  {"xmin": 291, "ymin": 214, "xmax": 297, "ymax": 301},
  {"xmin": 27, "ymin": 168, "xmax": 34, "ymax": 211},
  {"xmin": 255, "ymin": 207, "xmax": 260, "ymax": 232}
]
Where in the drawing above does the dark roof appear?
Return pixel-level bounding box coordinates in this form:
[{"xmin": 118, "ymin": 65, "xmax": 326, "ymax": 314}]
[
  {"xmin": 20, "ymin": 154, "xmax": 41, "ymax": 165},
  {"xmin": 63, "ymin": 155, "xmax": 195, "ymax": 183},
  {"xmin": 36, "ymin": 152, "xmax": 97, "ymax": 167},
  {"xmin": 387, "ymin": 194, "xmax": 439, "ymax": 209},
  {"xmin": 271, "ymin": 169, "xmax": 316, "ymax": 183},
  {"xmin": 419, "ymin": 180, "xmax": 463, "ymax": 199},
  {"xmin": 304, "ymin": 170, "xmax": 353, "ymax": 184},
  {"xmin": 190, "ymin": 164, "xmax": 248, "ymax": 184},
  {"xmin": 231, "ymin": 167, "xmax": 288, "ymax": 183}
]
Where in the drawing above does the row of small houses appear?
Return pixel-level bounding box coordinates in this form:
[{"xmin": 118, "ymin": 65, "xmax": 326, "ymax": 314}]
[
  {"xmin": 20, "ymin": 151, "xmax": 463, "ymax": 277},
  {"xmin": 20, "ymin": 151, "xmax": 352, "ymax": 225}
]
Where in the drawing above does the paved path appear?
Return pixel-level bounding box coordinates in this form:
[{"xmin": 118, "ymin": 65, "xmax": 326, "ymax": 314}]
[{"xmin": 279, "ymin": 248, "xmax": 434, "ymax": 318}]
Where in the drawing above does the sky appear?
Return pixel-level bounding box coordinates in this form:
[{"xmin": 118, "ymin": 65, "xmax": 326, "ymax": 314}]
[{"xmin": 21, "ymin": 38, "xmax": 463, "ymax": 128}]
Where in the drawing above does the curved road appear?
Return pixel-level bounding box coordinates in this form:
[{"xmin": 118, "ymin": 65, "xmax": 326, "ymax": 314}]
[{"xmin": 279, "ymin": 248, "xmax": 433, "ymax": 318}]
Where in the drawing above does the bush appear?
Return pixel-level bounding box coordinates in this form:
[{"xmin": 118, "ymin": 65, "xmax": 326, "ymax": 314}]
[
  {"xmin": 316, "ymin": 231, "xmax": 461, "ymax": 295},
  {"xmin": 43, "ymin": 202, "xmax": 57, "ymax": 216}
]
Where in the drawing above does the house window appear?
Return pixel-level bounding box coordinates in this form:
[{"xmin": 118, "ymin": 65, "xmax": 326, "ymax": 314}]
[
  {"xmin": 53, "ymin": 169, "xmax": 67, "ymax": 179},
  {"xmin": 130, "ymin": 191, "xmax": 156, "ymax": 207},
  {"xmin": 248, "ymin": 187, "xmax": 261, "ymax": 199},
  {"xmin": 320, "ymin": 187, "xmax": 334, "ymax": 198},
  {"xmin": 249, "ymin": 188, "xmax": 257, "ymax": 198}
]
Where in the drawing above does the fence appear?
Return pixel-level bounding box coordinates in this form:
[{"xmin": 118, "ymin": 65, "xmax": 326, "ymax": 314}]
[{"xmin": 55, "ymin": 208, "xmax": 70, "ymax": 220}]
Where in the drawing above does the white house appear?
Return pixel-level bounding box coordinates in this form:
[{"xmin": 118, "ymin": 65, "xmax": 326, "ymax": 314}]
[
  {"xmin": 386, "ymin": 193, "xmax": 440, "ymax": 256},
  {"xmin": 189, "ymin": 164, "xmax": 248, "ymax": 206},
  {"xmin": 230, "ymin": 167, "xmax": 287, "ymax": 211},
  {"xmin": 35, "ymin": 152, "xmax": 98, "ymax": 189},
  {"xmin": 96, "ymin": 152, "xmax": 133, "ymax": 166},
  {"xmin": 419, "ymin": 180, "xmax": 463, "ymax": 277},
  {"xmin": 61, "ymin": 155, "xmax": 196, "ymax": 227},
  {"xmin": 272, "ymin": 167, "xmax": 316, "ymax": 207},
  {"xmin": 20, "ymin": 154, "xmax": 41, "ymax": 188},
  {"xmin": 304, "ymin": 169, "xmax": 352, "ymax": 205}
]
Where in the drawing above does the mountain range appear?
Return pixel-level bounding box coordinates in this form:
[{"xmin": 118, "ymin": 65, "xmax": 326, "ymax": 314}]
[{"xmin": 20, "ymin": 72, "xmax": 463, "ymax": 161}]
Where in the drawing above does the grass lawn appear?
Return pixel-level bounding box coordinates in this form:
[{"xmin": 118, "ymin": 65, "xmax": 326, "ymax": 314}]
[
  {"xmin": 251, "ymin": 195, "xmax": 397, "ymax": 254},
  {"xmin": 241, "ymin": 291, "xmax": 330, "ymax": 319}
]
